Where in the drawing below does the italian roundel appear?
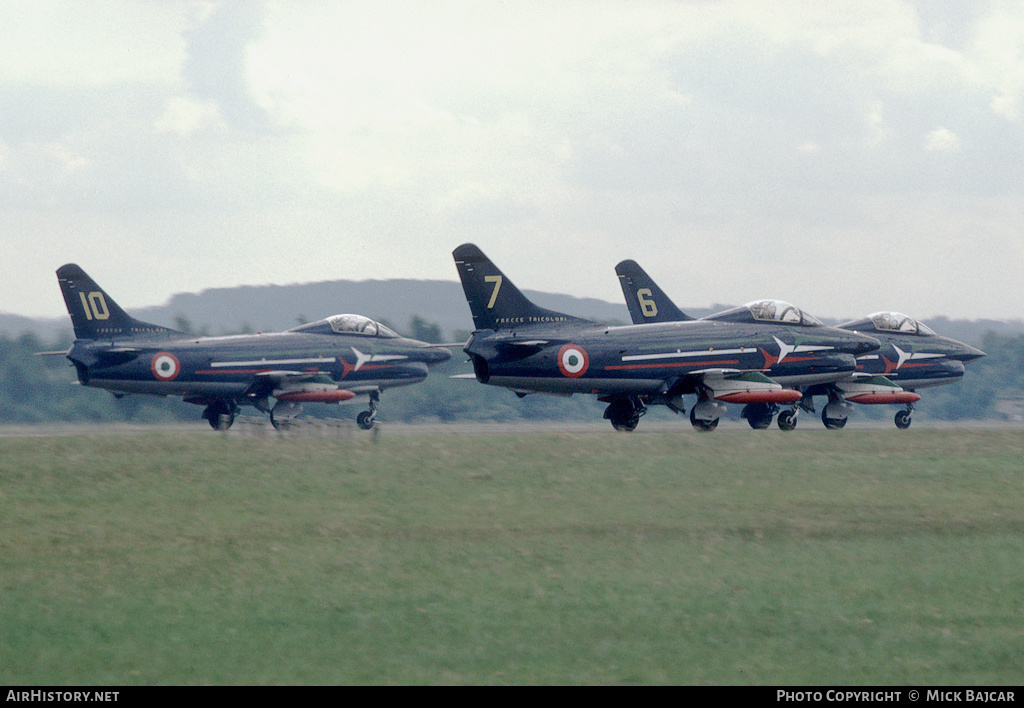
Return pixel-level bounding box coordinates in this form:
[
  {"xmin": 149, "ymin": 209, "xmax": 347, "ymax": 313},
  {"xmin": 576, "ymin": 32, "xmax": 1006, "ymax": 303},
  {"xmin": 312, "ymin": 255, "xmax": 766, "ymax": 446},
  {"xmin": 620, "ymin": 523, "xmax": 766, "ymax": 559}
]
[
  {"xmin": 557, "ymin": 344, "xmax": 589, "ymax": 378},
  {"xmin": 151, "ymin": 352, "xmax": 181, "ymax": 381}
]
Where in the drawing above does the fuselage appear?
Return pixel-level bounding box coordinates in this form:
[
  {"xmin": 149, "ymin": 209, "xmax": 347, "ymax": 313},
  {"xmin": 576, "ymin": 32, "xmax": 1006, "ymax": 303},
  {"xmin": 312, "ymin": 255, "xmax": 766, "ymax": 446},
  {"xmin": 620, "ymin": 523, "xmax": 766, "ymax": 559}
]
[
  {"xmin": 839, "ymin": 314, "xmax": 985, "ymax": 390},
  {"xmin": 465, "ymin": 318, "xmax": 878, "ymax": 396},
  {"xmin": 68, "ymin": 324, "xmax": 450, "ymax": 404}
]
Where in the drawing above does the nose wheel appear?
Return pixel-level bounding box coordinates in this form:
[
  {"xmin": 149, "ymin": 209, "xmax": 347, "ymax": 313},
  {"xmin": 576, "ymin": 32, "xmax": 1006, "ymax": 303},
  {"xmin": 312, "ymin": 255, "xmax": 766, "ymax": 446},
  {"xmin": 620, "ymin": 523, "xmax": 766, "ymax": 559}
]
[
  {"xmin": 777, "ymin": 408, "xmax": 798, "ymax": 431},
  {"xmin": 894, "ymin": 404, "xmax": 914, "ymax": 429},
  {"xmin": 357, "ymin": 392, "xmax": 380, "ymax": 430}
]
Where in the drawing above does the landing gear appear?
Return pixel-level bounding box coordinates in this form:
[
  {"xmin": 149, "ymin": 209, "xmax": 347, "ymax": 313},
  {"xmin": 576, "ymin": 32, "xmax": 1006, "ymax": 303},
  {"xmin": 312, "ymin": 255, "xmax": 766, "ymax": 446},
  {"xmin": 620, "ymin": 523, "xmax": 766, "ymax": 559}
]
[
  {"xmin": 202, "ymin": 400, "xmax": 237, "ymax": 430},
  {"xmin": 821, "ymin": 397, "xmax": 852, "ymax": 430},
  {"xmin": 741, "ymin": 402, "xmax": 776, "ymax": 430},
  {"xmin": 270, "ymin": 400, "xmax": 302, "ymax": 430},
  {"xmin": 895, "ymin": 406, "xmax": 913, "ymax": 430},
  {"xmin": 821, "ymin": 409, "xmax": 848, "ymax": 430},
  {"xmin": 690, "ymin": 399, "xmax": 725, "ymax": 432},
  {"xmin": 777, "ymin": 409, "xmax": 798, "ymax": 431},
  {"xmin": 604, "ymin": 396, "xmax": 646, "ymax": 432},
  {"xmin": 357, "ymin": 392, "xmax": 381, "ymax": 430}
]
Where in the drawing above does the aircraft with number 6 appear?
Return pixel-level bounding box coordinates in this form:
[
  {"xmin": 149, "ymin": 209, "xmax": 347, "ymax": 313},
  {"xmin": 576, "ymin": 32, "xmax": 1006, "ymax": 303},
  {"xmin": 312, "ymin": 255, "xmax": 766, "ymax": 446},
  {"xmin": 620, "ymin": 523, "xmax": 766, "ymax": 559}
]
[
  {"xmin": 613, "ymin": 260, "xmax": 985, "ymax": 430},
  {"xmin": 452, "ymin": 244, "xmax": 881, "ymax": 432},
  {"xmin": 50, "ymin": 264, "xmax": 451, "ymax": 429}
]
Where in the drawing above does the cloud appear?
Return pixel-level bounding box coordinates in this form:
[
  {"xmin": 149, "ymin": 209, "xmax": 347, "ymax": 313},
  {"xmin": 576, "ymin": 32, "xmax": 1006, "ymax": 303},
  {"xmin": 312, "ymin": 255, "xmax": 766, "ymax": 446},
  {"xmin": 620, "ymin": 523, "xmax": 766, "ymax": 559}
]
[
  {"xmin": 925, "ymin": 127, "xmax": 961, "ymax": 152},
  {"xmin": 154, "ymin": 96, "xmax": 226, "ymax": 136},
  {"xmin": 4, "ymin": 0, "xmax": 1024, "ymax": 321}
]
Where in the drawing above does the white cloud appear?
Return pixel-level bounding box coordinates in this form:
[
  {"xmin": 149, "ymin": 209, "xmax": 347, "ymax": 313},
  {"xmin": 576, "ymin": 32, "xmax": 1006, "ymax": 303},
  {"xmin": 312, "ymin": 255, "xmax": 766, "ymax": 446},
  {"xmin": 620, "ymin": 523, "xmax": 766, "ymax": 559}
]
[
  {"xmin": 967, "ymin": 0, "xmax": 1024, "ymax": 122},
  {"xmin": 154, "ymin": 96, "xmax": 226, "ymax": 136},
  {"xmin": 0, "ymin": 1, "xmax": 188, "ymax": 86},
  {"xmin": 4, "ymin": 0, "xmax": 1024, "ymax": 321},
  {"xmin": 925, "ymin": 127, "xmax": 961, "ymax": 152}
]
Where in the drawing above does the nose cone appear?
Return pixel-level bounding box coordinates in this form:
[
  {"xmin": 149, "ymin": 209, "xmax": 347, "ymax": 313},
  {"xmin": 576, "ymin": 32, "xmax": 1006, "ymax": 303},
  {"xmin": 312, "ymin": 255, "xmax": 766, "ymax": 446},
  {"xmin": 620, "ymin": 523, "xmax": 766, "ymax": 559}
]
[
  {"xmin": 955, "ymin": 343, "xmax": 986, "ymax": 363},
  {"xmin": 421, "ymin": 345, "xmax": 453, "ymax": 365}
]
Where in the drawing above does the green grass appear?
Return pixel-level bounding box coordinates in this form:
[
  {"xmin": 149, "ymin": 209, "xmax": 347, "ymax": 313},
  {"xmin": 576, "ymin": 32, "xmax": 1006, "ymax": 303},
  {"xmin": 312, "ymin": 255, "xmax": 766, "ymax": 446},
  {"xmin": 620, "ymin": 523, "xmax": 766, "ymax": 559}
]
[{"xmin": 1, "ymin": 426, "xmax": 1022, "ymax": 684}]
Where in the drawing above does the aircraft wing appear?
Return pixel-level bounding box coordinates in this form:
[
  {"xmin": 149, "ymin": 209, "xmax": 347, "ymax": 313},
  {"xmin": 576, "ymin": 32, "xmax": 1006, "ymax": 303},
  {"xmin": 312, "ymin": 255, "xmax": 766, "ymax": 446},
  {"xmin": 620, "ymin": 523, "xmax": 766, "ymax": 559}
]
[
  {"xmin": 691, "ymin": 371, "xmax": 803, "ymax": 404},
  {"xmin": 836, "ymin": 374, "xmax": 920, "ymax": 404},
  {"xmin": 252, "ymin": 370, "xmax": 334, "ymax": 383},
  {"xmin": 243, "ymin": 370, "xmax": 336, "ymax": 397}
]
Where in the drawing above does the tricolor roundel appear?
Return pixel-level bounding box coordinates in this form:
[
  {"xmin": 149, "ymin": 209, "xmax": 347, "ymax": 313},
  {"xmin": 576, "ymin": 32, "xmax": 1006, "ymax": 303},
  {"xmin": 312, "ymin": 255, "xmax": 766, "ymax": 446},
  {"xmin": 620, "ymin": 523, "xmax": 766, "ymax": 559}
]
[
  {"xmin": 557, "ymin": 344, "xmax": 589, "ymax": 378},
  {"xmin": 151, "ymin": 352, "xmax": 181, "ymax": 381}
]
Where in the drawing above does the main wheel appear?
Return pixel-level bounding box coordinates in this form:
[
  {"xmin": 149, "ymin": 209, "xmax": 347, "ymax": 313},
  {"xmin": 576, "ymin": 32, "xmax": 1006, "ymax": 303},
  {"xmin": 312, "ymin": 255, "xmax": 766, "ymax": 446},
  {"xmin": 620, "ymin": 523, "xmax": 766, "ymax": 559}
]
[
  {"xmin": 690, "ymin": 407, "xmax": 720, "ymax": 432},
  {"xmin": 742, "ymin": 403, "xmax": 774, "ymax": 429},
  {"xmin": 604, "ymin": 398, "xmax": 644, "ymax": 432},
  {"xmin": 202, "ymin": 400, "xmax": 235, "ymax": 430},
  {"xmin": 821, "ymin": 409, "xmax": 848, "ymax": 430},
  {"xmin": 357, "ymin": 410, "xmax": 376, "ymax": 430},
  {"xmin": 894, "ymin": 410, "xmax": 912, "ymax": 429}
]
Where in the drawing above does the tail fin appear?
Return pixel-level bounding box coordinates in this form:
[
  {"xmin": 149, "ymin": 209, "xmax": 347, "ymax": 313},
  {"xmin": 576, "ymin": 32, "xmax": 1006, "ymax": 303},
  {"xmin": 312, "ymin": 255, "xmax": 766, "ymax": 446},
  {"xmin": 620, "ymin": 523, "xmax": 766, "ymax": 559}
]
[
  {"xmin": 615, "ymin": 260, "xmax": 693, "ymax": 324},
  {"xmin": 57, "ymin": 264, "xmax": 182, "ymax": 340},
  {"xmin": 452, "ymin": 243, "xmax": 591, "ymax": 331}
]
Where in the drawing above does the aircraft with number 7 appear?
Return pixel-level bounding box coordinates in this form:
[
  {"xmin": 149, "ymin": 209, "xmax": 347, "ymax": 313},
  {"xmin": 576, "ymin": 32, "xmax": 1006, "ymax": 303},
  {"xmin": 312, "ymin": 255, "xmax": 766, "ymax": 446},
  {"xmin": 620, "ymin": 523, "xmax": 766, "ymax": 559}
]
[
  {"xmin": 452, "ymin": 244, "xmax": 880, "ymax": 431},
  {"xmin": 47, "ymin": 264, "xmax": 451, "ymax": 430}
]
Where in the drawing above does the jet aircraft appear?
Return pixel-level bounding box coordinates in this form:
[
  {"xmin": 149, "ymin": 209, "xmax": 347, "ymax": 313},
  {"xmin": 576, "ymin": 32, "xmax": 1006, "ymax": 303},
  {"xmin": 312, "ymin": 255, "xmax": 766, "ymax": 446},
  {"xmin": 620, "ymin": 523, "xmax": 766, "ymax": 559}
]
[
  {"xmin": 615, "ymin": 259, "xmax": 888, "ymax": 430},
  {"xmin": 614, "ymin": 260, "xmax": 984, "ymax": 430},
  {"xmin": 52, "ymin": 264, "xmax": 451, "ymax": 430},
  {"xmin": 451, "ymin": 244, "xmax": 879, "ymax": 431},
  {"xmin": 803, "ymin": 312, "xmax": 985, "ymax": 429}
]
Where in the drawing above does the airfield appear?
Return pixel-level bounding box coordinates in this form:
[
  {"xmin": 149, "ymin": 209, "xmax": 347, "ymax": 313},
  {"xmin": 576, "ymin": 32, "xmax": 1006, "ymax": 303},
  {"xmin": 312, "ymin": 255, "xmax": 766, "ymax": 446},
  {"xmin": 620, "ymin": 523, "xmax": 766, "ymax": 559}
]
[{"xmin": 2, "ymin": 421, "xmax": 1022, "ymax": 685}]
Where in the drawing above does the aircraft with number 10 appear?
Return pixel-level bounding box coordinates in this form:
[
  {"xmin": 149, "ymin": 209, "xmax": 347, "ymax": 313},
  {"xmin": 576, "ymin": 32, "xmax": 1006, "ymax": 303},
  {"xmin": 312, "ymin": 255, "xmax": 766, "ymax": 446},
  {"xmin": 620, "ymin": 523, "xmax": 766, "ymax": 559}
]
[
  {"xmin": 50, "ymin": 264, "xmax": 451, "ymax": 429},
  {"xmin": 452, "ymin": 244, "xmax": 881, "ymax": 431}
]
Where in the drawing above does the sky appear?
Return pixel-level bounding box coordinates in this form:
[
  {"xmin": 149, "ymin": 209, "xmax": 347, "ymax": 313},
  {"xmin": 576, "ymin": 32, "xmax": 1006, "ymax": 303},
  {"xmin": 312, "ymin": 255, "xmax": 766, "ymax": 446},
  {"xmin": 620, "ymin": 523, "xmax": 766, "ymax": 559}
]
[{"xmin": 3, "ymin": 0, "xmax": 1023, "ymax": 322}]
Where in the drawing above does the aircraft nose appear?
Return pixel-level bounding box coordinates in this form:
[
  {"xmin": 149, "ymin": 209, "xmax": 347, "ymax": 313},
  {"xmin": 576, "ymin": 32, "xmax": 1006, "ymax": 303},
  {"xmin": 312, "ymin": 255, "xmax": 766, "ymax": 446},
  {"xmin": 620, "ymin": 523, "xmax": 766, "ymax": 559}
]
[
  {"xmin": 957, "ymin": 344, "xmax": 986, "ymax": 362},
  {"xmin": 423, "ymin": 346, "xmax": 453, "ymax": 364}
]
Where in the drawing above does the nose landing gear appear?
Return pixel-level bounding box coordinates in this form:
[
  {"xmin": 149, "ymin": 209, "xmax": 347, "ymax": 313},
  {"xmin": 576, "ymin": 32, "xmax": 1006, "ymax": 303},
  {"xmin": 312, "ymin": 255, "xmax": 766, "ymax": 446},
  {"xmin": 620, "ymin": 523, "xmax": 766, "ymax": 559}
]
[{"xmin": 357, "ymin": 391, "xmax": 381, "ymax": 430}]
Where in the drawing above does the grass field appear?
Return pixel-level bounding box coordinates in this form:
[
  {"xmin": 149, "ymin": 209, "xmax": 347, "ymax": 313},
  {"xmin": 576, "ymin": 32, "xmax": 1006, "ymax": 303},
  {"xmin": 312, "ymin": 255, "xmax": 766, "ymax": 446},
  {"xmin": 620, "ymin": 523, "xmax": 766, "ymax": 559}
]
[{"xmin": 1, "ymin": 424, "xmax": 1022, "ymax": 685}]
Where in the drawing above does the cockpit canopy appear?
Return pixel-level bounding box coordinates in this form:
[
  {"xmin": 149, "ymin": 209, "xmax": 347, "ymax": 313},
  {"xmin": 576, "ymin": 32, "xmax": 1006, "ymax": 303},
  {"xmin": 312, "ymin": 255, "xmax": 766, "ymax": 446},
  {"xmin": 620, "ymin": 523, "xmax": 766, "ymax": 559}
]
[
  {"xmin": 705, "ymin": 300, "xmax": 824, "ymax": 326},
  {"xmin": 851, "ymin": 312, "xmax": 936, "ymax": 336},
  {"xmin": 288, "ymin": 314, "xmax": 400, "ymax": 338}
]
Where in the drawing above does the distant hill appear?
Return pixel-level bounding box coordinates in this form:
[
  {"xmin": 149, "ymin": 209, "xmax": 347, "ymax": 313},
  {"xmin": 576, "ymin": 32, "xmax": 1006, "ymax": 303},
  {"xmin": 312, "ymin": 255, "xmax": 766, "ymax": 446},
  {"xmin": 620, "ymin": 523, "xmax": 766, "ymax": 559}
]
[
  {"xmin": 1, "ymin": 280, "xmax": 636, "ymax": 342},
  {"xmin": 3, "ymin": 279, "xmax": 1021, "ymax": 345}
]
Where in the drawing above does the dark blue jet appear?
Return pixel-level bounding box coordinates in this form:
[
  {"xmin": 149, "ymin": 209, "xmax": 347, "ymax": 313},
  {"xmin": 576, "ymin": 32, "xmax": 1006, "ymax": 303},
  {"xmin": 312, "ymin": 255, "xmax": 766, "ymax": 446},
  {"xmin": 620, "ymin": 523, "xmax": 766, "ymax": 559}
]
[
  {"xmin": 803, "ymin": 312, "xmax": 986, "ymax": 429},
  {"xmin": 614, "ymin": 260, "xmax": 984, "ymax": 430},
  {"xmin": 615, "ymin": 259, "xmax": 882, "ymax": 430},
  {"xmin": 452, "ymin": 244, "xmax": 879, "ymax": 431},
  {"xmin": 53, "ymin": 264, "xmax": 451, "ymax": 429}
]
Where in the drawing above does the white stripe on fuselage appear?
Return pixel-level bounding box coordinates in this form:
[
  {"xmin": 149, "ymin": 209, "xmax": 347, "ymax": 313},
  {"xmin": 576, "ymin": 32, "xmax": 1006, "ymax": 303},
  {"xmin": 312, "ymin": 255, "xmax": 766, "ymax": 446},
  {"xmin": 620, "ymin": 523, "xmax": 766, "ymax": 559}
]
[
  {"xmin": 892, "ymin": 345, "xmax": 945, "ymax": 369},
  {"xmin": 773, "ymin": 336, "xmax": 833, "ymax": 363},
  {"xmin": 209, "ymin": 350, "xmax": 409, "ymax": 371},
  {"xmin": 620, "ymin": 337, "xmax": 834, "ymax": 364},
  {"xmin": 351, "ymin": 347, "xmax": 408, "ymax": 371},
  {"xmin": 211, "ymin": 356, "xmax": 336, "ymax": 367},
  {"xmin": 621, "ymin": 348, "xmax": 750, "ymax": 362}
]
